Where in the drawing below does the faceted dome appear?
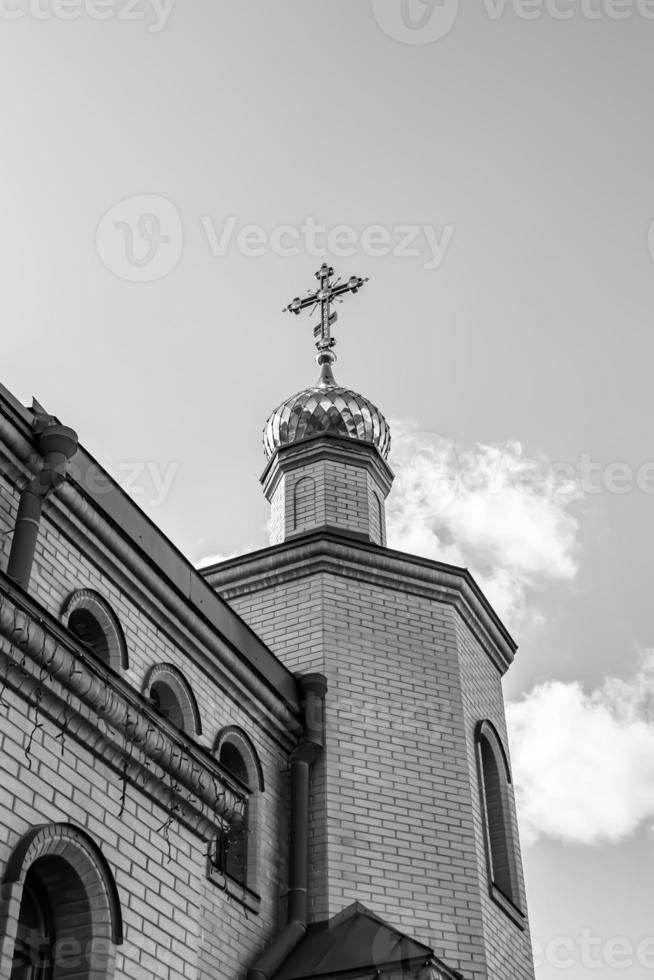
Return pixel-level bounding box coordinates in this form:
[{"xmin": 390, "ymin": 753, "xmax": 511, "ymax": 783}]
[{"xmin": 263, "ymin": 362, "xmax": 391, "ymax": 461}]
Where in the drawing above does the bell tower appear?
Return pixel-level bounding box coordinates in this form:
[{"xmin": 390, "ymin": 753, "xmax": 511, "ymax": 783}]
[{"xmin": 203, "ymin": 266, "xmax": 536, "ymax": 980}]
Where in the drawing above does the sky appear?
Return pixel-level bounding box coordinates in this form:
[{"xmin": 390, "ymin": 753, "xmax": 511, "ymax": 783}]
[{"xmin": 1, "ymin": 1, "xmax": 654, "ymax": 975}]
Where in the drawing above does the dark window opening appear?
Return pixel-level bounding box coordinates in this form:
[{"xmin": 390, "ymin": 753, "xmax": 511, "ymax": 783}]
[
  {"xmin": 68, "ymin": 609, "xmax": 110, "ymax": 664},
  {"xmin": 213, "ymin": 743, "xmax": 250, "ymax": 884},
  {"xmin": 10, "ymin": 867, "xmax": 55, "ymax": 980},
  {"xmin": 212, "ymin": 808, "xmax": 248, "ymax": 886},
  {"xmin": 149, "ymin": 681, "xmax": 185, "ymax": 730},
  {"xmin": 219, "ymin": 743, "xmax": 250, "ymax": 788},
  {"xmin": 479, "ymin": 736, "xmax": 520, "ymax": 907}
]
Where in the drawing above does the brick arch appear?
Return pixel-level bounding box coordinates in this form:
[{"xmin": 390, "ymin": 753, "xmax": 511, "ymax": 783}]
[
  {"xmin": 61, "ymin": 589, "xmax": 129, "ymax": 671},
  {"xmin": 476, "ymin": 719, "xmax": 512, "ymax": 782},
  {"xmin": 142, "ymin": 662, "xmax": 202, "ymax": 735},
  {"xmin": 214, "ymin": 725, "xmax": 264, "ymax": 792},
  {"xmin": 475, "ymin": 720, "xmax": 522, "ymax": 911},
  {"xmin": 0, "ymin": 822, "xmax": 123, "ymax": 979}
]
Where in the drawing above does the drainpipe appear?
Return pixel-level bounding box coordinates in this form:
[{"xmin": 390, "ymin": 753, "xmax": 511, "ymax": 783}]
[
  {"xmin": 248, "ymin": 672, "xmax": 327, "ymax": 980},
  {"xmin": 7, "ymin": 414, "xmax": 78, "ymax": 590}
]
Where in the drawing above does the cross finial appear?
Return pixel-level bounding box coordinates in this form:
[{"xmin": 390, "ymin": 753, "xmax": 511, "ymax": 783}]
[{"xmin": 283, "ymin": 264, "xmax": 369, "ymax": 375}]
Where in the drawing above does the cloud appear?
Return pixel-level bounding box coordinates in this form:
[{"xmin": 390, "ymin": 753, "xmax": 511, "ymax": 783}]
[
  {"xmin": 194, "ymin": 546, "xmax": 252, "ymax": 570},
  {"xmin": 386, "ymin": 424, "xmax": 582, "ymax": 629},
  {"xmin": 507, "ymin": 652, "xmax": 654, "ymax": 846}
]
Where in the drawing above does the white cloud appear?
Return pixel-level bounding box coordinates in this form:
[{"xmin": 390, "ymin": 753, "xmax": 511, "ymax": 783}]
[
  {"xmin": 507, "ymin": 652, "xmax": 654, "ymax": 846},
  {"xmin": 194, "ymin": 546, "xmax": 252, "ymax": 570},
  {"xmin": 386, "ymin": 424, "xmax": 581, "ymax": 629}
]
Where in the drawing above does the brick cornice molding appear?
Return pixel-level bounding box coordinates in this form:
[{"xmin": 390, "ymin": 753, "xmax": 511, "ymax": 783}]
[
  {"xmin": 205, "ymin": 534, "xmax": 517, "ymax": 674},
  {"xmin": 260, "ymin": 433, "xmax": 395, "ymax": 501},
  {"xmin": 0, "ymin": 578, "xmax": 250, "ymax": 834}
]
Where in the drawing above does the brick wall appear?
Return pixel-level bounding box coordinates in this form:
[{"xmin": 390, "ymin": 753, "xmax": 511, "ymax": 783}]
[
  {"xmin": 0, "ymin": 430, "xmax": 295, "ymax": 980},
  {"xmin": 455, "ymin": 618, "xmax": 535, "ymax": 980},
  {"xmin": 211, "ymin": 540, "xmax": 535, "ymax": 980},
  {"xmin": 262, "ymin": 437, "xmax": 392, "ymax": 546}
]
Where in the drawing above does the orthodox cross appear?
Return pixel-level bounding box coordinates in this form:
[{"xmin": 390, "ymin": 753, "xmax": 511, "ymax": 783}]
[{"xmin": 283, "ymin": 263, "xmax": 369, "ymax": 354}]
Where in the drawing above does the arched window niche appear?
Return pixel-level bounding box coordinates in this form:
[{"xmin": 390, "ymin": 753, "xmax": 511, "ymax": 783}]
[
  {"xmin": 293, "ymin": 475, "xmax": 316, "ymax": 532},
  {"xmin": 61, "ymin": 590, "xmax": 128, "ymax": 672},
  {"xmin": 0, "ymin": 823, "xmax": 123, "ymax": 980},
  {"xmin": 209, "ymin": 726, "xmax": 264, "ymax": 913},
  {"xmin": 374, "ymin": 490, "xmax": 385, "ymax": 546},
  {"xmin": 475, "ymin": 720, "xmax": 525, "ymax": 926},
  {"xmin": 142, "ymin": 664, "xmax": 201, "ymax": 736}
]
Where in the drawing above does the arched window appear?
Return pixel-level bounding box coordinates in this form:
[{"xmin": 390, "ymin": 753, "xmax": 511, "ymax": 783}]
[
  {"xmin": 142, "ymin": 664, "xmax": 201, "ymax": 736},
  {"xmin": 0, "ymin": 823, "xmax": 122, "ymax": 980},
  {"xmin": 210, "ymin": 728, "xmax": 264, "ymax": 905},
  {"xmin": 293, "ymin": 475, "xmax": 316, "ymax": 531},
  {"xmin": 217, "ymin": 742, "xmax": 250, "ymax": 885},
  {"xmin": 61, "ymin": 590, "xmax": 128, "ymax": 671},
  {"xmin": 475, "ymin": 720, "xmax": 523, "ymax": 915},
  {"xmin": 371, "ymin": 490, "xmax": 385, "ymax": 546}
]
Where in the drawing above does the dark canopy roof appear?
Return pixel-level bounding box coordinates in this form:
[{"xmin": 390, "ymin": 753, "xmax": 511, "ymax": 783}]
[{"xmin": 273, "ymin": 902, "xmax": 462, "ymax": 980}]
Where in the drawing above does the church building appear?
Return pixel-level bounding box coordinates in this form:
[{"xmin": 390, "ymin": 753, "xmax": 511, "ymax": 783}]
[{"xmin": 0, "ymin": 265, "xmax": 535, "ymax": 979}]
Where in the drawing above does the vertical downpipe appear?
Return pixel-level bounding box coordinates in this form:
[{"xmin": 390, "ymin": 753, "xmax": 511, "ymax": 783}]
[
  {"xmin": 248, "ymin": 672, "xmax": 327, "ymax": 980},
  {"xmin": 6, "ymin": 420, "xmax": 78, "ymax": 590}
]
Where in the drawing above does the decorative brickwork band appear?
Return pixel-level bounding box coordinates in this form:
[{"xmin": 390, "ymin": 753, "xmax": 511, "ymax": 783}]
[{"xmin": 0, "ymin": 584, "xmax": 245, "ymax": 828}]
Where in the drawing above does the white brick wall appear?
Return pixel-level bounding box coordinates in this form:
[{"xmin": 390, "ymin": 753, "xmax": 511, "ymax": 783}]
[
  {"xmin": 262, "ymin": 437, "xmax": 392, "ymax": 546},
  {"xmin": 0, "ymin": 434, "xmax": 295, "ymax": 980}
]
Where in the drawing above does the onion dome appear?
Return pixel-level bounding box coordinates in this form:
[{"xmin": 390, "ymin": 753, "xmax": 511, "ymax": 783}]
[{"xmin": 263, "ymin": 355, "xmax": 391, "ymax": 460}]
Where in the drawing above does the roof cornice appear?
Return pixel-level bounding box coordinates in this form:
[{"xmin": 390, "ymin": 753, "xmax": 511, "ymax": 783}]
[
  {"xmin": 260, "ymin": 432, "xmax": 395, "ymax": 498},
  {"xmin": 203, "ymin": 531, "xmax": 518, "ymax": 675},
  {"xmin": 0, "ymin": 381, "xmax": 300, "ymax": 720}
]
